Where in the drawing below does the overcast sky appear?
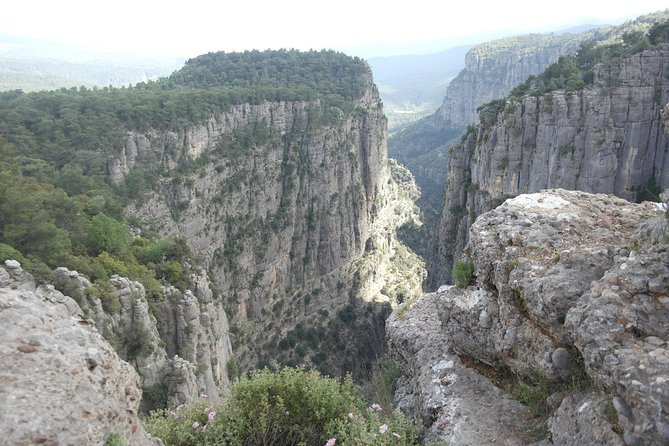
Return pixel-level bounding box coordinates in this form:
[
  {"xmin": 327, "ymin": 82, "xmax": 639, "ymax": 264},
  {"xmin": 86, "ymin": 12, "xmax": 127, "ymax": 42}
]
[{"xmin": 2, "ymin": 0, "xmax": 668, "ymax": 58}]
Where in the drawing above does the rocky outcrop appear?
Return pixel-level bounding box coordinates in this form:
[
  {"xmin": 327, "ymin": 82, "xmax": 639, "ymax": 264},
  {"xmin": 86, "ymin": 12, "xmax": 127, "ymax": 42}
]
[
  {"xmin": 387, "ymin": 292, "xmax": 533, "ymax": 445},
  {"xmin": 52, "ymin": 266, "xmax": 233, "ymax": 409},
  {"xmin": 117, "ymin": 71, "xmax": 423, "ymax": 376},
  {"xmin": 547, "ymin": 393, "xmax": 625, "ymax": 446},
  {"xmin": 431, "ymin": 48, "xmax": 669, "ymax": 286},
  {"xmin": 0, "ymin": 261, "xmax": 162, "ymax": 446},
  {"xmin": 392, "ymin": 189, "xmax": 668, "ymax": 445},
  {"xmin": 566, "ymin": 239, "xmax": 669, "ymax": 444}
]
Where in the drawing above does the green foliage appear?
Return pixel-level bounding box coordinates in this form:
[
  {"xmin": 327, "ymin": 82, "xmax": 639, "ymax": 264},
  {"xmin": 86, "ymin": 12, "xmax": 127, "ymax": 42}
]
[
  {"xmin": 0, "ymin": 138, "xmax": 200, "ymax": 300},
  {"xmin": 0, "ymin": 50, "xmax": 369, "ymax": 170},
  {"xmin": 143, "ymin": 383, "xmax": 169, "ymax": 413},
  {"xmin": 452, "ymin": 260, "xmax": 475, "ymax": 288},
  {"xmin": 511, "ymin": 372, "xmax": 552, "ymax": 417},
  {"xmin": 87, "ymin": 280, "xmax": 121, "ymax": 314},
  {"xmin": 0, "ymin": 242, "xmax": 54, "ymax": 284},
  {"xmin": 227, "ymin": 356, "xmax": 239, "ymax": 381},
  {"xmin": 104, "ymin": 433, "xmax": 124, "ymax": 446},
  {"xmin": 124, "ymin": 320, "xmax": 154, "ymax": 360},
  {"xmin": 0, "ymin": 49, "xmax": 371, "ymax": 302},
  {"xmin": 361, "ymin": 356, "xmax": 402, "ymax": 412},
  {"xmin": 509, "ymin": 18, "xmax": 669, "ymax": 100},
  {"xmin": 477, "ymin": 99, "xmax": 506, "ymax": 127},
  {"xmin": 145, "ymin": 367, "xmax": 418, "ymax": 446},
  {"xmin": 635, "ymin": 175, "xmax": 662, "ymax": 203},
  {"xmin": 87, "ymin": 213, "xmax": 129, "ymax": 256},
  {"xmin": 559, "ymin": 142, "xmax": 575, "ymax": 156},
  {"xmin": 649, "ymin": 19, "xmax": 669, "ymax": 45},
  {"xmin": 168, "ymin": 49, "xmax": 369, "ymax": 103}
]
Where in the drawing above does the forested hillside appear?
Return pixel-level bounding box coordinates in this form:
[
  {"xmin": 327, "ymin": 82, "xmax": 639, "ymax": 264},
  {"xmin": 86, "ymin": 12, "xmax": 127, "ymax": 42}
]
[
  {"xmin": 0, "ymin": 49, "xmax": 423, "ymax": 386},
  {"xmin": 0, "ymin": 50, "xmax": 366, "ymax": 288},
  {"xmin": 0, "ymin": 49, "xmax": 357, "ymax": 334}
]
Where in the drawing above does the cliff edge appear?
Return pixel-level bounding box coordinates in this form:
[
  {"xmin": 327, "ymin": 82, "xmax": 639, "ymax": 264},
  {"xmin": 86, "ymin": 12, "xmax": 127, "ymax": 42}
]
[
  {"xmin": 0, "ymin": 261, "xmax": 163, "ymax": 445},
  {"xmin": 431, "ymin": 46, "xmax": 669, "ymax": 286},
  {"xmin": 389, "ymin": 189, "xmax": 668, "ymax": 445}
]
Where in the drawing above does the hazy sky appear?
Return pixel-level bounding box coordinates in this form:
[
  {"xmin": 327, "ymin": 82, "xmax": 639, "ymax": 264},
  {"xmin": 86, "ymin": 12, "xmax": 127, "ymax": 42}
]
[{"xmin": 2, "ymin": 0, "xmax": 668, "ymax": 58}]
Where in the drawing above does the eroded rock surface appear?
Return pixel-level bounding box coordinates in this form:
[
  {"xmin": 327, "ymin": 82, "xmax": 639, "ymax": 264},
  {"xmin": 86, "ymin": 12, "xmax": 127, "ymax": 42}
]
[
  {"xmin": 388, "ymin": 292, "xmax": 532, "ymax": 445},
  {"xmin": 391, "ymin": 190, "xmax": 668, "ymax": 445},
  {"xmin": 116, "ymin": 74, "xmax": 424, "ymax": 376},
  {"xmin": 52, "ymin": 266, "xmax": 233, "ymax": 409},
  {"xmin": 0, "ymin": 261, "xmax": 162, "ymax": 446},
  {"xmin": 431, "ymin": 47, "xmax": 669, "ymax": 286}
]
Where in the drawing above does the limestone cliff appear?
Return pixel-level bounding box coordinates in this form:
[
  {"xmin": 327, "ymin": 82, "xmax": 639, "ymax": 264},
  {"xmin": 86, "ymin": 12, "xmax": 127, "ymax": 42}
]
[
  {"xmin": 0, "ymin": 261, "xmax": 163, "ymax": 446},
  {"xmin": 52, "ymin": 266, "xmax": 233, "ymax": 410},
  {"xmin": 117, "ymin": 65, "xmax": 423, "ymax": 376},
  {"xmin": 431, "ymin": 47, "xmax": 669, "ymax": 286},
  {"xmin": 389, "ymin": 189, "xmax": 668, "ymax": 445},
  {"xmin": 437, "ymin": 33, "xmax": 585, "ymax": 130},
  {"xmin": 389, "ymin": 32, "xmax": 587, "ymax": 215}
]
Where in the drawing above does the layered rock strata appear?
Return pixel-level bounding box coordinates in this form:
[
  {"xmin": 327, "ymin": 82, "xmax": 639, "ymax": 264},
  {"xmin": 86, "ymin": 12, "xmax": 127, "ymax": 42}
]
[{"xmin": 115, "ymin": 74, "xmax": 423, "ymax": 374}]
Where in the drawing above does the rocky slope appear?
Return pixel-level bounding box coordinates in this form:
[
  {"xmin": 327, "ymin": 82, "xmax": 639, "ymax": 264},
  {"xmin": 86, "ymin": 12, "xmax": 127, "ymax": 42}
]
[
  {"xmin": 116, "ymin": 66, "xmax": 423, "ymax": 376},
  {"xmin": 431, "ymin": 47, "xmax": 669, "ymax": 286},
  {"xmin": 52, "ymin": 265, "xmax": 234, "ymax": 410},
  {"xmin": 389, "ymin": 189, "xmax": 668, "ymax": 445},
  {"xmin": 0, "ymin": 260, "xmax": 163, "ymax": 445}
]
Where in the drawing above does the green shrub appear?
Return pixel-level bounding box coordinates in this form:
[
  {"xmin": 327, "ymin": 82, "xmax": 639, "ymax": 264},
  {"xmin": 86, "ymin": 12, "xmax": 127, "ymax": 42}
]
[
  {"xmin": 227, "ymin": 356, "xmax": 239, "ymax": 381},
  {"xmin": 104, "ymin": 433, "xmax": 124, "ymax": 446},
  {"xmin": 0, "ymin": 243, "xmax": 54, "ymax": 284},
  {"xmin": 143, "ymin": 383, "xmax": 169, "ymax": 413},
  {"xmin": 362, "ymin": 356, "xmax": 401, "ymax": 413},
  {"xmin": 87, "ymin": 280, "xmax": 121, "ymax": 314},
  {"xmin": 124, "ymin": 320, "xmax": 154, "ymax": 360},
  {"xmin": 145, "ymin": 367, "xmax": 418, "ymax": 446},
  {"xmin": 511, "ymin": 372, "xmax": 552, "ymax": 417},
  {"xmin": 452, "ymin": 260, "xmax": 475, "ymax": 288}
]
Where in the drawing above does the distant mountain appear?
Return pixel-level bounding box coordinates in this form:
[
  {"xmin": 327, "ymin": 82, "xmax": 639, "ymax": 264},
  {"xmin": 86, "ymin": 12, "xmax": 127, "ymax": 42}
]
[
  {"xmin": 0, "ymin": 33, "xmax": 184, "ymax": 91},
  {"xmin": 367, "ymin": 45, "xmax": 471, "ymax": 130}
]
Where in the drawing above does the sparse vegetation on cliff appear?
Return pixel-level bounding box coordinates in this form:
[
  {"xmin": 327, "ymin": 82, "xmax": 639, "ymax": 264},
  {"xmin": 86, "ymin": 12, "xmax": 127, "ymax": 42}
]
[
  {"xmin": 507, "ymin": 17, "xmax": 669, "ymax": 100},
  {"xmin": 452, "ymin": 259, "xmax": 475, "ymax": 288}
]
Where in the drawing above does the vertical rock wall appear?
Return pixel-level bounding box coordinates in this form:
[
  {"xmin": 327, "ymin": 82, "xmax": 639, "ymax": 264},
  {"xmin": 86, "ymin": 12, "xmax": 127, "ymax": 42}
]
[
  {"xmin": 431, "ymin": 48, "xmax": 669, "ymax": 286},
  {"xmin": 118, "ymin": 75, "xmax": 424, "ymax": 375}
]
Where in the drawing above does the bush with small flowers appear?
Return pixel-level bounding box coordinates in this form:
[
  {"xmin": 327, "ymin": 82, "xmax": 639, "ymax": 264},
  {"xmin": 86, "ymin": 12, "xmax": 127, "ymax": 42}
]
[{"xmin": 145, "ymin": 367, "xmax": 418, "ymax": 445}]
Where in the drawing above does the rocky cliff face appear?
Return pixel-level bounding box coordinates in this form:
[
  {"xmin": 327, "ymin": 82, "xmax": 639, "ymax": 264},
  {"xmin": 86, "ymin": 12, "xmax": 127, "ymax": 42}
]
[
  {"xmin": 0, "ymin": 261, "xmax": 163, "ymax": 445},
  {"xmin": 389, "ymin": 33, "xmax": 586, "ymax": 210},
  {"xmin": 390, "ymin": 189, "xmax": 668, "ymax": 445},
  {"xmin": 436, "ymin": 33, "xmax": 585, "ymax": 130},
  {"xmin": 117, "ymin": 73, "xmax": 423, "ymax": 376},
  {"xmin": 52, "ymin": 265, "xmax": 233, "ymax": 410},
  {"xmin": 431, "ymin": 48, "xmax": 669, "ymax": 286}
]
